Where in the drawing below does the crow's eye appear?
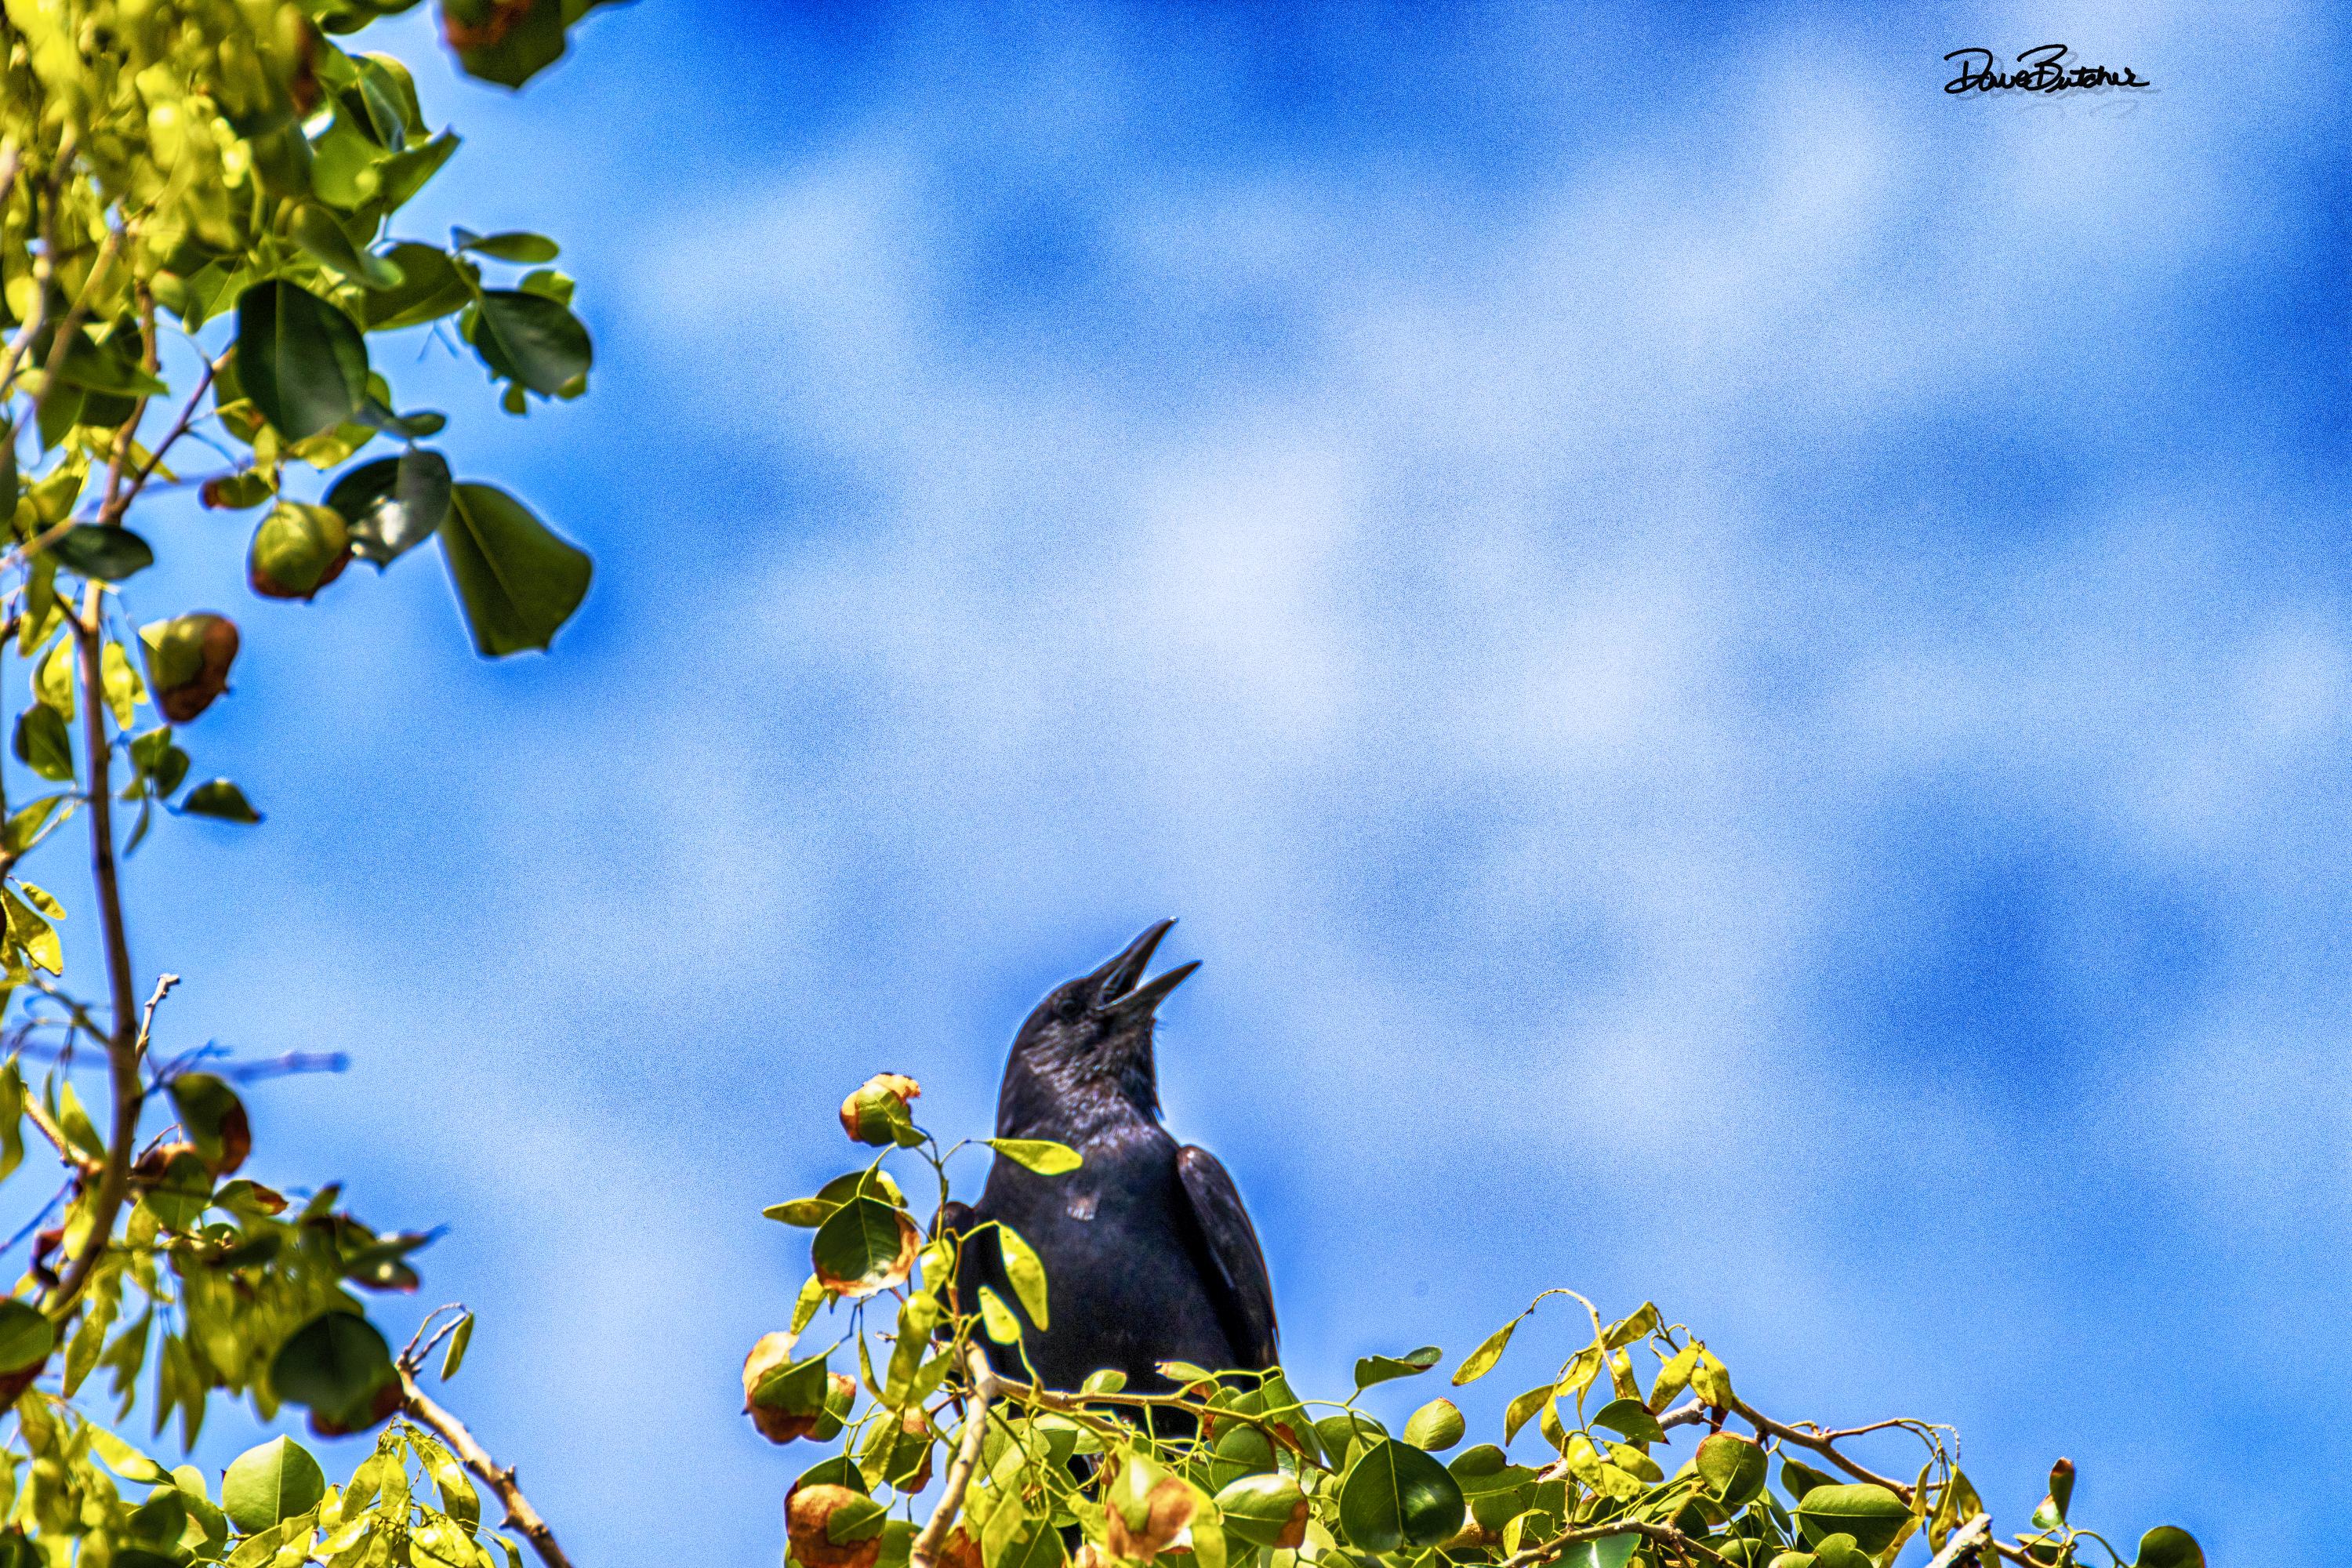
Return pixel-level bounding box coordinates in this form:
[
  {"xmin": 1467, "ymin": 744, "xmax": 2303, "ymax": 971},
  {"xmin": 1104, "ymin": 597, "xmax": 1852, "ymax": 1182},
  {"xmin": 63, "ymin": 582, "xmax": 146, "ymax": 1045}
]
[{"xmin": 1054, "ymin": 994, "xmax": 1086, "ymax": 1023}]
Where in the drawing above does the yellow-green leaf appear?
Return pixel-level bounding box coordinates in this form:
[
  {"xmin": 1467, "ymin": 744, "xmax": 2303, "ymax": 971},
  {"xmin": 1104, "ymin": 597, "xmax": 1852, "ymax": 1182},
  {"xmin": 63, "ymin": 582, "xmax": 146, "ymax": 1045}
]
[
  {"xmin": 1454, "ymin": 1316, "xmax": 1519, "ymax": 1386},
  {"xmin": 998, "ymin": 1224, "xmax": 1049, "ymax": 1331},
  {"xmin": 978, "ymin": 1286, "xmax": 1022, "ymax": 1345},
  {"xmin": 34, "ymin": 636, "xmax": 74, "ymax": 720},
  {"xmin": 100, "ymin": 642, "xmax": 144, "ymax": 731},
  {"xmin": 986, "ymin": 1138, "xmax": 1082, "ymax": 1176}
]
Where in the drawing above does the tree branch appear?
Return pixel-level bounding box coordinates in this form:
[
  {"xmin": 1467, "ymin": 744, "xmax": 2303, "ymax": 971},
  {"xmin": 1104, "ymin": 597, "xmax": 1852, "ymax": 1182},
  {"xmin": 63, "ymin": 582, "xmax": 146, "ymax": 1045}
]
[
  {"xmin": 1925, "ymin": 1515, "xmax": 1991, "ymax": 1568},
  {"xmin": 1497, "ymin": 1519, "xmax": 1730, "ymax": 1568},
  {"xmin": 43, "ymin": 583, "xmax": 142, "ymax": 1323},
  {"xmin": 1731, "ymin": 1396, "xmax": 1913, "ymax": 1498},
  {"xmin": 910, "ymin": 1341, "xmax": 996, "ymax": 1568},
  {"xmin": 400, "ymin": 1367, "xmax": 575, "ymax": 1568}
]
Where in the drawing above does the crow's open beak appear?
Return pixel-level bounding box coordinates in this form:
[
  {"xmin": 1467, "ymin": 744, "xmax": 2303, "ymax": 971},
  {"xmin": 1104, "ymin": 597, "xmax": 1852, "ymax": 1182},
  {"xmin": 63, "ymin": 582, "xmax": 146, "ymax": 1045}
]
[{"xmin": 1089, "ymin": 919, "xmax": 1199, "ymax": 1019}]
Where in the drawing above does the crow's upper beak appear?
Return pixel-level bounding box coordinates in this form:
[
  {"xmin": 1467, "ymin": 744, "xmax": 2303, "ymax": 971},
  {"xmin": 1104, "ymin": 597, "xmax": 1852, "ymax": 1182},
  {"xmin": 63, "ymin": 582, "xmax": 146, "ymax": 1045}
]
[{"xmin": 1089, "ymin": 919, "xmax": 1200, "ymax": 1020}]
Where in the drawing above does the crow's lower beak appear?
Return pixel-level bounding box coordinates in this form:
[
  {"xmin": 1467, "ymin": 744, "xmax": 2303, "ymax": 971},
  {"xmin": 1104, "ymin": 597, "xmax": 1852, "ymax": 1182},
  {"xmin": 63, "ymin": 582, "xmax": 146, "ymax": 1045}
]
[{"xmin": 1088, "ymin": 919, "xmax": 1196, "ymax": 1018}]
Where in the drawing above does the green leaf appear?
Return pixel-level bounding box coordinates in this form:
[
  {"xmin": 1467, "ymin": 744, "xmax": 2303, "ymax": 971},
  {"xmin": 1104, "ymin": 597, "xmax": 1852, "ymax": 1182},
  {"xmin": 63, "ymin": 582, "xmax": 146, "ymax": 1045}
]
[
  {"xmin": 268, "ymin": 1311, "xmax": 393, "ymax": 1424},
  {"xmin": 1213, "ymin": 1474, "xmax": 1306, "ymax": 1550},
  {"xmin": 997, "ymin": 1223, "xmax": 1049, "ymax": 1331},
  {"xmin": 2135, "ymin": 1528, "xmax": 2204, "ymax": 1568},
  {"xmin": 441, "ymin": 1312, "xmax": 474, "ymax": 1381},
  {"xmin": 169, "ymin": 1073, "xmax": 251, "ymax": 1174},
  {"xmin": 180, "ymin": 780, "xmax": 261, "ymax": 823},
  {"xmin": 986, "ymin": 1138, "xmax": 1082, "ymax": 1175},
  {"xmin": 2, "ymin": 889, "xmax": 60, "ymax": 975},
  {"xmin": 976, "ymin": 1285, "xmax": 1021, "ymax": 1345},
  {"xmin": 438, "ymin": 484, "xmax": 592, "ymax": 656},
  {"xmin": 376, "ymin": 131, "xmax": 462, "ymax": 215},
  {"xmin": 222, "ymin": 1436, "xmax": 325, "ymax": 1533},
  {"xmin": 416, "ymin": 1435, "xmax": 480, "ymax": 1527},
  {"xmin": 234, "ymin": 283, "xmax": 368, "ymax": 441},
  {"xmin": 455, "ymin": 229, "xmax": 561, "ymax": 263},
  {"xmin": 753, "ymin": 1352, "xmax": 831, "ymax": 1417},
  {"xmin": 467, "ymin": 289, "xmax": 592, "ymax": 396},
  {"xmin": 12, "ymin": 706, "xmax": 71, "ymax": 783},
  {"xmin": 1354, "ymin": 1345, "xmax": 1442, "ymax": 1390},
  {"xmin": 1780, "ymin": 1457, "xmax": 1834, "ymax": 1503},
  {"xmin": 447, "ymin": 0, "xmax": 570, "ymax": 88},
  {"xmin": 1809, "ymin": 1534, "xmax": 1871, "ymax": 1568},
  {"xmin": 290, "ymin": 205, "xmax": 405, "ymax": 289},
  {"xmin": 1503, "ymin": 1382, "xmax": 1552, "ymax": 1445},
  {"xmin": 1559, "ymin": 1538, "xmax": 1636, "ymax": 1568},
  {"xmin": 1792, "ymin": 1485, "xmax": 1911, "ymax": 1555},
  {"xmin": 1689, "ymin": 1346, "xmax": 1733, "ymax": 1407},
  {"xmin": 1592, "ymin": 1397, "xmax": 1664, "ymax": 1446},
  {"xmin": 810, "ymin": 1196, "xmax": 919, "ymax": 1298},
  {"xmin": 2, "ymin": 796, "xmax": 66, "ymax": 855},
  {"xmin": 144, "ymin": 1149, "xmax": 213, "ymax": 1231},
  {"xmin": 49, "ymin": 525, "xmax": 153, "ymax": 581},
  {"xmin": 1337, "ymin": 1438, "xmax": 1465, "ymax": 1553},
  {"xmin": 1696, "ymin": 1432, "xmax": 1767, "ymax": 1509},
  {"xmin": 359, "ymin": 243, "xmax": 472, "ymax": 331},
  {"xmin": 328, "ymin": 448, "xmax": 452, "ymax": 567},
  {"xmin": 1403, "ymin": 1397, "xmax": 1465, "ymax": 1452},
  {"xmin": 0, "ymin": 1058, "xmax": 20, "ymax": 1183},
  {"xmin": 0, "ymin": 1300, "xmax": 53, "ymax": 1373},
  {"xmin": 764, "ymin": 1199, "xmax": 836, "ymax": 1227},
  {"xmin": 1453, "ymin": 1316, "xmax": 1519, "ymax": 1385}
]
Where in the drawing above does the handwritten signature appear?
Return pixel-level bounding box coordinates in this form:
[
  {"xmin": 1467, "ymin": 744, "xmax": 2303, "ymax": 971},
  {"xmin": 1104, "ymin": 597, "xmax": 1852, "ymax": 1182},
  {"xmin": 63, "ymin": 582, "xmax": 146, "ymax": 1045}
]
[{"xmin": 1944, "ymin": 45, "xmax": 2151, "ymax": 94}]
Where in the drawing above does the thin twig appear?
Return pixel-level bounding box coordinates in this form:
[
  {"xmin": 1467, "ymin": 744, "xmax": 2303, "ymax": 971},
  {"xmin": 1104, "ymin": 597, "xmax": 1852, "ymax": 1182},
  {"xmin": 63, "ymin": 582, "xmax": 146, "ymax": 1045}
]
[
  {"xmin": 1926, "ymin": 1515, "xmax": 1991, "ymax": 1568},
  {"xmin": 400, "ymin": 1367, "xmax": 575, "ymax": 1568},
  {"xmin": 1656, "ymin": 1397, "xmax": 1708, "ymax": 1431},
  {"xmin": 1497, "ymin": 1519, "xmax": 1730, "ymax": 1568},
  {"xmin": 399, "ymin": 1303, "xmax": 467, "ymax": 1367},
  {"xmin": 20, "ymin": 1094, "xmax": 99, "ymax": 1178},
  {"xmin": 96, "ymin": 290, "xmax": 158, "ymax": 520},
  {"xmin": 909, "ymin": 1341, "xmax": 996, "ymax": 1568},
  {"xmin": 134, "ymin": 974, "xmax": 176, "ymax": 1054},
  {"xmin": 1733, "ymin": 1396, "xmax": 1912, "ymax": 1497}
]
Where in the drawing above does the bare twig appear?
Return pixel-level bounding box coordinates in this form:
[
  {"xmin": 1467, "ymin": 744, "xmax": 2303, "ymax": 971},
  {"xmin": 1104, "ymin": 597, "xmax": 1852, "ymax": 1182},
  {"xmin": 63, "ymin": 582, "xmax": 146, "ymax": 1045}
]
[
  {"xmin": 134, "ymin": 974, "xmax": 176, "ymax": 1054},
  {"xmin": 910, "ymin": 1341, "xmax": 996, "ymax": 1568},
  {"xmin": 400, "ymin": 1303, "xmax": 468, "ymax": 1367},
  {"xmin": 400, "ymin": 1367, "xmax": 575, "ymax": 1568},
  {"xmin": 1926, "ymin": 1515, "xmax": 1991, "ymax": 1568},
  {"xmin": 20, "ymin": 1094, "xmax": 99, "ymax": 1178},
  {"xmin": 1733, "ymin": 1396, "xmax": 1913, "ymax": 1497},
  {"xmin": 1656, "ymin": 1397, "xmax": 1708, "ymax": 1431}
]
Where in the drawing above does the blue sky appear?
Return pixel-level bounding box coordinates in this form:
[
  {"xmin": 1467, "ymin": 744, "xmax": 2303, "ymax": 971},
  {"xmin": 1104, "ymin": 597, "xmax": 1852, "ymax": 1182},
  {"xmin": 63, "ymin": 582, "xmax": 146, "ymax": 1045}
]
[{"xmin": 28, "ymin": 2, "xmax": 2350, "ymax": 1562}]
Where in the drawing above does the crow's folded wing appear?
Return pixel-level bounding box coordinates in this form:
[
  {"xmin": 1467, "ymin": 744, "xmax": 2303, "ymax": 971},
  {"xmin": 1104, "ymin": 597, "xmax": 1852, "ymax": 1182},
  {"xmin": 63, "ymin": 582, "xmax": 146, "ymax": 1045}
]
[{"xmin": 1176, "ymin": 1145, "xmax": 1279, "ymax": 1370}]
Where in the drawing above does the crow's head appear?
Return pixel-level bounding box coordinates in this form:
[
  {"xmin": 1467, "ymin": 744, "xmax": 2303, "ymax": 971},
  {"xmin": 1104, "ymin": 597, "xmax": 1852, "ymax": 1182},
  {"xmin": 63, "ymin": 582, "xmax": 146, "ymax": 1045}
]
[{"xmin": 1000, "ymin": 920, "xmax": 1197, "ymax": 1127}]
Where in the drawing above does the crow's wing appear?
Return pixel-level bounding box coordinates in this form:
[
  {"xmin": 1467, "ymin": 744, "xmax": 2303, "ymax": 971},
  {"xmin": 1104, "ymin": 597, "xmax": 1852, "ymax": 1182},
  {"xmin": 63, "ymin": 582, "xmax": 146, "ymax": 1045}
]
[{"xmin": 1175, "ymin": 1145, "xmax": 1279, "ymax": 1370}]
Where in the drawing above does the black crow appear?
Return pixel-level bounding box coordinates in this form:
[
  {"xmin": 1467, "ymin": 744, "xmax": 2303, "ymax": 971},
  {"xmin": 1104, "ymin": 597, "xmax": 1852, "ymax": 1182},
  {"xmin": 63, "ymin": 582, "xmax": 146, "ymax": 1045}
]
[{"xmin": 946, "ymin": 920, "xmax": 1277, "ymax": 1392}]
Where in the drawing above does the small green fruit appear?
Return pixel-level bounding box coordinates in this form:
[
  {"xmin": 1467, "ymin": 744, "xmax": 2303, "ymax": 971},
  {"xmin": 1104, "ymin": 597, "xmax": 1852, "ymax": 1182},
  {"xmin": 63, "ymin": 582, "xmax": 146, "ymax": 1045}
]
[
  {"xmin": 248, "ymin": 503, "xmax": 350, "ymax": 601},
  {"xmin": 140, "ymin": 613, "xmax": 240, "ymax": 721}
]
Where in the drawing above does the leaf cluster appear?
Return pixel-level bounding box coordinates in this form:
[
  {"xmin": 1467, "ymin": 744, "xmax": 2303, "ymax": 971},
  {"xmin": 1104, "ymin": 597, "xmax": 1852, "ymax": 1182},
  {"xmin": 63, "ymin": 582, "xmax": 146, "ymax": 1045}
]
[{"xmin": 750, "ymin": 1076, "xmax": 2209, "ymax": 1568}]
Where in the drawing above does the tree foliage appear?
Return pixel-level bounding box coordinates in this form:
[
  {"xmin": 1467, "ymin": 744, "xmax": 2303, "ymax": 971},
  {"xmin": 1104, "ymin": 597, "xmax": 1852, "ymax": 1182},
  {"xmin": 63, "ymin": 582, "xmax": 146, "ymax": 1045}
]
[
  {"xmin": 751, "ymin": 1075, "xmax": 2208, "ymax": 1568},
  {"xmin": 0, "ymin": 2, "xmax": 615, "ymax": 1566}
]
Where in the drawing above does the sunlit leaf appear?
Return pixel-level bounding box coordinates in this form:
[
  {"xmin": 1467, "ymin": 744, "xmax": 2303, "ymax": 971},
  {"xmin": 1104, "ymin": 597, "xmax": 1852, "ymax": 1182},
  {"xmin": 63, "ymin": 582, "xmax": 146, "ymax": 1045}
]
[
  {"xmin": 1354, "ymin": 1345, "xmax": 1442, "ymax": 1390},
  {"xmin": 997, "ymin": 1224, "xmax": 1049, "ymax": 1331},
  {"xmin": 1337, "ymin": 1438, "xmax": 1464, "ymax": 1552},
  {"xmin": 986, "ymin": 1138, "xmax": 1082, "ymax": 1175},
  {"xmin": 222, "ymin": 1436, "xmax": 325, "ymax": 1533}
]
